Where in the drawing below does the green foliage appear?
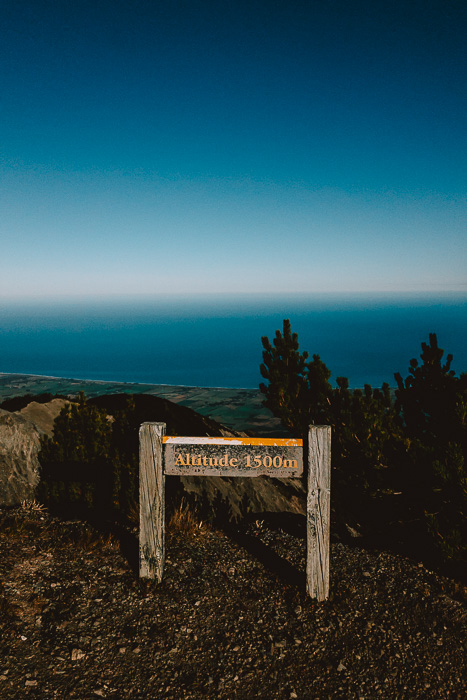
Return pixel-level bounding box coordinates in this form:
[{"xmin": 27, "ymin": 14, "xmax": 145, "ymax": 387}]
[
  {"xmin": 38, "ymin": 391, "xmax": 237, "ymax": 526},
  {"xmin": 40, "ymin": 393, "xmax": 112, "ymax": 464},
  {"xmin": 426, "ymin": 442, "xmax": 466, "ymax": 563},
  {"xmin": 330, "ymin": 380, "xmax": 403, "ymax": 492},
  {"xmin": 395, "ymin": 333, "xmax": 459, "ymax": 445},
  {"xmin": 260, "ymin": 319, "xmax": 311, "ymax": 434},
  {"xmin": 107, "ymin": 395, "xmax": 140, "ymax": 521},
  {"xmin": 306, "ymin": 354, "xmax": 333, "ymax": 424},
  {"xmin": 39, "ymin": 392, "xmax": 128, "ymax": 522},
  {"xmin": 394, "ymin": 337, "xmax": 467, "ymax": 567},
  {"xmin": 260, "ymin": 320, "xmax": 402, "ymax": 490},
  {"xmin": 259, "ymin": 321, "xmax": 466, "ymax": 571},
  {"xmin": 260, "ymin": 320, "xmax": 333, "ymax": 436}
]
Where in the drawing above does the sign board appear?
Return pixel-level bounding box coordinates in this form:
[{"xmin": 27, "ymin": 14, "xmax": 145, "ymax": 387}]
[
  {"xmin": 139, "ymin": 423, "xmax": 330, "ymax": 601},
  {"xmin": 163, "ymin": 436, "xmax": 303, "ymax": 477}
]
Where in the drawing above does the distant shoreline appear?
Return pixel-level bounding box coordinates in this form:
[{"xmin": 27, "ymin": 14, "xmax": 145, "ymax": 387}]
[
  {"xmin": 0, "ymin": 372, "xmax": 283, "ymax": 435},
  {"xmin": 0, "ymin": 371, "xmax": 257, "ymax": 392},
  {"xmin": 0, "ymin": 371, "xmax": 395, "ymax": 393}
]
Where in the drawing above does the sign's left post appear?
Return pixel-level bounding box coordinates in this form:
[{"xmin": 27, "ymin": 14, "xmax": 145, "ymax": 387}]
[{"xmin": 139, "ymin": 422, "xmax": 166, "ymax": 580}]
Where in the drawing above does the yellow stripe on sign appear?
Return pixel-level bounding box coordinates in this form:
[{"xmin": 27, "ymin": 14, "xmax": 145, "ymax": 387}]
[{"xmin": 162, "ymin": 436, "xmax": 303, "ymax": 447}]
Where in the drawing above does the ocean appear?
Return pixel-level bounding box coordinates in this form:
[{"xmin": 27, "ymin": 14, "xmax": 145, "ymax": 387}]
[{"xmin": 0, "ymin": 293, "xmax": 465, "ymax": 389}]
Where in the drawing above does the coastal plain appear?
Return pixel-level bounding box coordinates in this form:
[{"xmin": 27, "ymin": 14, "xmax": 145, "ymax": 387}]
[{"xmin": 0, "ymin": 374, "xmax": 285, "ymax": 437}]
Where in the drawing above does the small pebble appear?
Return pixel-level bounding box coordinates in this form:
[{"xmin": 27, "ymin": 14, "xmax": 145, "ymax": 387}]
[{"xmin": 71, "ymin": 649, "xmax": 86, "ymax": 661}]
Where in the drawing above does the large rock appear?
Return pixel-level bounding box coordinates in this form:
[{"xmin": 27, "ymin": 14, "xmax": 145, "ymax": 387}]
[
  {"xmin": 0, "ymin": 409, "xmax": 42, "ymax": 505},
  {"xmin": 17, "ymin": 398, "xmax": 70, "ymax": 437}
]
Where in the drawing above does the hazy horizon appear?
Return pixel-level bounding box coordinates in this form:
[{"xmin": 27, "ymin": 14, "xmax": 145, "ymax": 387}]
[{"xmin": 2, "ymin": 289, "xmax": 466, "ymax": 312}]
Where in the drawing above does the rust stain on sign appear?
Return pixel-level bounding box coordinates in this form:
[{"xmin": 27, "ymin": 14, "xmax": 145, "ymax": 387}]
[{"xmin": 163, "ymin": 436, "xmax": 303, "ymax": 477}]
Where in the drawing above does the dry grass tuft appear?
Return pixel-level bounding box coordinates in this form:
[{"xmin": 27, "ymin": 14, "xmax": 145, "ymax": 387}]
[
  {"xmin": 167, "ymin": 499, "xmax": 209, "ymax": 539},
  {"xmin": 52, "ymin": 524, "xmax": 121, "ymax": 552},
  {"xmin": 67, "ymin": 528, "xmax": 121, "ymax": 552},
  {"xmin": 20, "ymin": 500, "xmax": 47, "ymax": 513},
  {"xmin": 125, "ymin": 498, "xmax": 140, "ymax": 528}
]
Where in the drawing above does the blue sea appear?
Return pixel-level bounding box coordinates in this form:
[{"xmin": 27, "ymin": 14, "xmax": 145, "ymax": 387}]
[{"xmin": 0, "ymin": 293, "xmax": 465, "ymax": 389}]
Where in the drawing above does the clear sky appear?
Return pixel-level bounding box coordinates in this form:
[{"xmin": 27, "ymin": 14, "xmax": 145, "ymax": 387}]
[{"xmin": 1, "ymin": 0, "xmax": 466, "ymax": 300}]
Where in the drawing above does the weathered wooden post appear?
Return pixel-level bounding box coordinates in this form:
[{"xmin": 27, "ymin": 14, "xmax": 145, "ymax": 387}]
[
  {"xmin": 306, "ymin": 425, "xmax": 331, "ymax": 601},
  {"xmin": 139, "ymin": 421, "xmax": 166, "ymax": 580},
  {"xmin": 139, "ymin": 424, "xmax": 331, "ymax": 601}
]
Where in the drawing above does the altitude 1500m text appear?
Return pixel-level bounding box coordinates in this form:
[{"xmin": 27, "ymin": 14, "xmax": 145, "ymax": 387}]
[{"xmin": 173, "ymin": 452, "xmax": 299, "ymax": 469}]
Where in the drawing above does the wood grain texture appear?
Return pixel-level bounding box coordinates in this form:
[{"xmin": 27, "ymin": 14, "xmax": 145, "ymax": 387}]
[
  {"xmin": 306, "ymin": 425, "xmax": 331, "ymax": 601},
  {"xmin": 139, "ymin": 422, "xmax": 166, "ymax": 581}
]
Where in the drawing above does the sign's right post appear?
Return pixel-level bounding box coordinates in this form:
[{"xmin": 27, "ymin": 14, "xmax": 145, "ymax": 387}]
[{"xmin": 306, "ymin": 425, "xmax": 331, "ymax": 601}]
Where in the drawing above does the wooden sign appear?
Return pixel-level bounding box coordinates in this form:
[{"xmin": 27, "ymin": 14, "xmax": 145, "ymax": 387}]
[
  {"xmin": 139, "ymin": 423, "xmax": 330, "ymax": 601},
  {"xmin": 164, "ymin": 436, "xmax": 303, "ymax": 477}
]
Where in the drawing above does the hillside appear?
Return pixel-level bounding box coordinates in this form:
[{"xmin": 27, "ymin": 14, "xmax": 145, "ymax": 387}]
[
  {"xmin": 1, "ymin": 388, "xmax": 465, "ymax": 581},
  {"xmin": 0, "ymin": 392, "xmax": 306, "ymax": 525},
  {"xmin": 0, "ymin": 387, "xmax": 466, "ymax": 697}
]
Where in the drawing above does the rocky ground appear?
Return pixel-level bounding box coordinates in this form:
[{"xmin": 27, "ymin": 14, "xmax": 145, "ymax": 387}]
[{"xmin": 1, "ymin": 506, "xmax": 466, "ymax": 699}]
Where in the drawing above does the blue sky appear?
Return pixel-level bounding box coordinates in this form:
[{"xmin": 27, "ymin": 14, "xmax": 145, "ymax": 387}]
[{"xmin": 1, "ymin": 0, "xmax": 466, "ymax": 300}]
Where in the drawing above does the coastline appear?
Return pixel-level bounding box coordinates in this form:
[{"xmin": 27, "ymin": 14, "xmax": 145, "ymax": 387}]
[
  {"xmin": 0, "ymin": 371, "xmax": 257, "ymax": 391},
  {"xmin": 0, "ymin": 372, "xmax": 283, "ymax": 436}
]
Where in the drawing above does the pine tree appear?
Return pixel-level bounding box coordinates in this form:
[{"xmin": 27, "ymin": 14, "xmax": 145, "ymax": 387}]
[
  {"xmin": 259, "ymin": 320, "xmax": 402, "ymax": 493},
  {"xmin": 395, "ymin": 334, "xmax": 466, "ymax": 568},
  {"xmin": 259, "ymin": 319, "xmax": 310, "ymax": 435},
  {"xmin": 395, "ymin": 333, "xmax": 457, "ymax": 444},
  {"xmin": 259, "ymin": 319, "xmax": 335, "ymax": 435}
]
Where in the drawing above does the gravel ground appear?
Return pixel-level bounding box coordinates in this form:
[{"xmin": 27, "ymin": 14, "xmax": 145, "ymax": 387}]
[{"xmin": 0, "ymin": 506, "xmax": 466, "ymax": 699}]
